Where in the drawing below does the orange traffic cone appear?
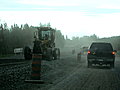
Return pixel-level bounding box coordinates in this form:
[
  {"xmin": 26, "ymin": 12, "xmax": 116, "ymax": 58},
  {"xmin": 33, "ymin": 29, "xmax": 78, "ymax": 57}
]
[{"xmin": 25, "ymin": 54, "xmax": 44, "ymax": 84}]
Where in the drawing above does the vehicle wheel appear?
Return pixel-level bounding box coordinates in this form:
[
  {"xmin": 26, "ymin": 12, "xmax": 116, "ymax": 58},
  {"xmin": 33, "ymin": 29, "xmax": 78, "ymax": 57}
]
[
  {"xmin": 46, "ymin": 48, "xmax": 53, "ymax": 61},
  {"xmin": 77, "ymin": 54, "xmax": 81, "ymax": 61},
  {"xmin": 57, "ymin": 48, "xmax": 60, "ymax": 60},
  {"xmin": 53, "ymin": 54, "xmax": 57, "ymax": 60},
  {"xmin": 24, "ymin": 46, "xmax": 32, "ymax": 60},
  {"xmin": 88, "ymin": 61, "xmax": 92, "ymax": 68},
  {"xmin": 53, "ymin": 48, "xmax": 60, "ymax": 60},
  {"xmin": 53, "ymin": 48, "xmax": 57, "ymax": 60},
  {"xmin": 110, "ymin": 62, "xmax": 114, "ymax": 68}
]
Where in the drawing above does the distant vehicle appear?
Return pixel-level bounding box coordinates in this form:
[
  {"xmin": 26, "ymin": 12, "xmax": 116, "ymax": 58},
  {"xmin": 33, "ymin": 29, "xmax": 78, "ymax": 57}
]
[
  {"xmin": 87, "ymin": 42, "xmax": 116, "ymax": 68},
  {"xmin": 81, "ymin": 46, "xmax": 88, "ymax": 55}
]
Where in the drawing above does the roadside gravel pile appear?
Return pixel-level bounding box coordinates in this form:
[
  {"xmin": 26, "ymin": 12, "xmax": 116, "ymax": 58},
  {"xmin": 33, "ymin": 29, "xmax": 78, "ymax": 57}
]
[
  {"xmin": 0, "ymin": 63, "xmax": 31, "ymax": 90},
  {"xmin": 0, "ymin": 52, "xmax": 80, "ymax": 90},
  {"xmin": 28, "ymin": 54, "xmax": 80, "ymax": 90}
]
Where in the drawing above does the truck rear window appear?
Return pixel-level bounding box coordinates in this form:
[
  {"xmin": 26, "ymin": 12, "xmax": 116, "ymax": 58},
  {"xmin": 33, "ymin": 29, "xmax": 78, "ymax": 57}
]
[{"xmin": 90, "ymin": 43, "xmax": 113, "ymax": 51}]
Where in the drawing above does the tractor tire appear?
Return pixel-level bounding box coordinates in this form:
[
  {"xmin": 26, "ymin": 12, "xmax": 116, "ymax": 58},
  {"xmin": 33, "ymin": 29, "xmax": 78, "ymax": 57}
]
[
  {"xmin": 46, "ymin": 48, "xmax": 53, "ymax": 61},
  {"xmin": 57, "ymin": 48, "xmax": 60, "ymax": 60},
  {"xmin": 53, "ymin": 48, "xmax": 60, "ymax": 60},
  {"xmin": 24, "ymin": 46, "xmax": 32, "ymax": 60},
  {"xmin": 53, "ymin": 48, "xmax": 57, "ymax": 60}
]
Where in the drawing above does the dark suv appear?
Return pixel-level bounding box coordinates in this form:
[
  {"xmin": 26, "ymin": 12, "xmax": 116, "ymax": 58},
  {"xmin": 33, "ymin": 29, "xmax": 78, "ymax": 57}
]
[{"xmin": 87, "ymin": 42, "xmax": 116, "ymax": 68}]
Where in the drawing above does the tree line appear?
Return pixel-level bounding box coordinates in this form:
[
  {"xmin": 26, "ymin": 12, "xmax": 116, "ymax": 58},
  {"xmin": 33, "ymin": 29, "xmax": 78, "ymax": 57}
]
[
  {"xmin": 0, "ymin": 23, "xmax": 65, "ymax": 55},
  {"xmin": 65, "ymin": 34, "xmax": 120, "ymax": 52},
  {"xmin": 0, "ymin": 21, "xmax": 120, "ymax": 55}
]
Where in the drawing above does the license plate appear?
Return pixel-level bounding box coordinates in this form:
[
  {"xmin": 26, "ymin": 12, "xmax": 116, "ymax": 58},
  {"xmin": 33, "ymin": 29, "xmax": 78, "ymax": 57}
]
[{"xmin": 98, "ymin": 59, "xmax": 103, "ymax": 61}]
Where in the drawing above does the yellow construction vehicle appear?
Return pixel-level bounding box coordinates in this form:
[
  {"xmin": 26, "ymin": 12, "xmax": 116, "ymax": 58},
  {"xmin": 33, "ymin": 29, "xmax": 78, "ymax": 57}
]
[{"xmin": 24, "ymin": 26, "xmax": 60, "ymax": 60}]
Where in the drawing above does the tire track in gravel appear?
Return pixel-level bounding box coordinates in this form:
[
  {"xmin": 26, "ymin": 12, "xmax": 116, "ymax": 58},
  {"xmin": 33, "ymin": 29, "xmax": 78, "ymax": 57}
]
[
  {"xmin": 37, "ymin": 55, "xmax": 81, "ymax": 90},
  {"xmin": 47, "ymin": 56, "xmax": 120, "ymax": 90},
  {"xmin": 47, "ymin": 55, "xmax": 91, "ymax": 90}
]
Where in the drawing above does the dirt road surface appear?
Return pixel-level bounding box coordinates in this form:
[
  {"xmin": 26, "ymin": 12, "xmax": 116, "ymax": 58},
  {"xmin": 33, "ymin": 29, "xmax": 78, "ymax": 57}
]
[
  {"xmin": 1, "ymin": 51, "xmax": 120, "ymax": 90},
  {"xmin": 39, "ymin": 54, "xmax": 120, "ymax": 90}
]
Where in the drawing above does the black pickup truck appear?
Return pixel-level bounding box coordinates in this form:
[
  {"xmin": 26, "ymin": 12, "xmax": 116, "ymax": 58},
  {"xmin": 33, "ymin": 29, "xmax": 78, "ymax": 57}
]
[{"xmin": 87, "ymin": 42, "xmax": 116, "ymax": 68}]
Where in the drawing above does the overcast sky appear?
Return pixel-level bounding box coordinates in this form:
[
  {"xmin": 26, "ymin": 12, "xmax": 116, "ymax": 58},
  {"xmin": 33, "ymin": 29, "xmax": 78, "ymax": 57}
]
[{"xmin": 0, "ymin": 0, "xmax": 120, "ymax": 38}]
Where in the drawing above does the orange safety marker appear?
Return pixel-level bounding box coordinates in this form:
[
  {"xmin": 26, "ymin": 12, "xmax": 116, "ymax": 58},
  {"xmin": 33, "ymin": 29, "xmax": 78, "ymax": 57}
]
[{"xmin": 25, "ymin": 54, "xmax": 44, "ymax": 84}]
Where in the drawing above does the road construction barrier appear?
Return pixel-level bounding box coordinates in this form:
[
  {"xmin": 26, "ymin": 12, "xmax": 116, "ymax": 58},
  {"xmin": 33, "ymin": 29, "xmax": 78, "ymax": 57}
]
[
  {"xmin": 31, "ymin": 54, "xmax": 41, "ymax": 80},
  {"xmin": 25, "ymin": 54, "xmax": 44, "ymax": 84}
]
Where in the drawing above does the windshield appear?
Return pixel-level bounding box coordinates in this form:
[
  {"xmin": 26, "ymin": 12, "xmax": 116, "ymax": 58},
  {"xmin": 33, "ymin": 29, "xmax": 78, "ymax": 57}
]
[
  {"xmin": 1, "ymin": 0, "xmax": 120, "ymax": 90},
  {"xmin": 41, "ymin": 31, "xmax": 51, "ymax": 39}
]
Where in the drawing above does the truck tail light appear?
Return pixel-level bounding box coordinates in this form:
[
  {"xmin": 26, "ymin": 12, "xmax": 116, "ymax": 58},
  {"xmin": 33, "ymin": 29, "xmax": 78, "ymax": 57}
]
[
  {"xmin": 112, "ymin": 51, "xmax": 115, "ymax": 55},
  {"xmin": 88, "ymin": 51, "xmax": 91, "ymax": 54}
]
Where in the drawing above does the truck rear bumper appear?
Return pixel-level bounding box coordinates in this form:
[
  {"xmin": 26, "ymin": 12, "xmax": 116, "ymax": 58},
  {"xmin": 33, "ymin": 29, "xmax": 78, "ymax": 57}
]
[{"xmin": 88, "ymin": 58, "xmax": 114, "ymax": 64}]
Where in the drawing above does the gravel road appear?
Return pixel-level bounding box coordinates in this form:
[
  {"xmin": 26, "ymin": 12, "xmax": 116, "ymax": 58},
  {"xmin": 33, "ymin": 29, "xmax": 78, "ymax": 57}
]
[
  {"xmin": 47, "ymin": 56, "xmax": 120, "ymax": 90},
  {"xmin": 1, "ymin": 51, "xmax": 120, "ymax": 90}
]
